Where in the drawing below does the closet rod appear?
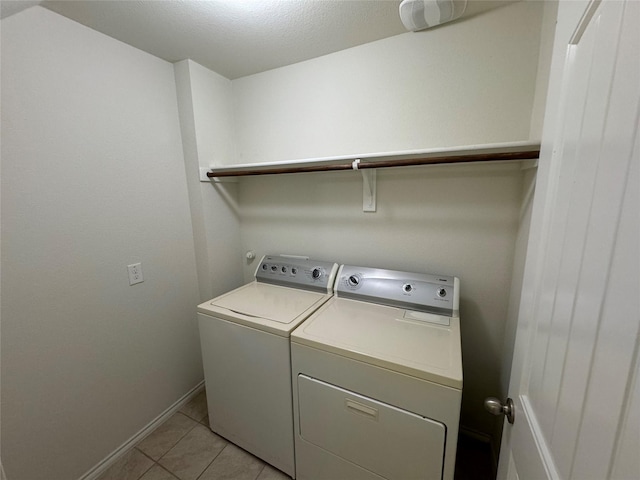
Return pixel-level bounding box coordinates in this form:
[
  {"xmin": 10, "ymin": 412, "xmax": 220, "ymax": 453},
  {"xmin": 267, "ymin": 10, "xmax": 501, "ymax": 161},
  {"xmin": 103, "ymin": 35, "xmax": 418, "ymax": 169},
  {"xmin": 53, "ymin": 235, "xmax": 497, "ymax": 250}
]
[{"xmin": 207, "ymin": 147, "xmax": 540, "ymax": 178}]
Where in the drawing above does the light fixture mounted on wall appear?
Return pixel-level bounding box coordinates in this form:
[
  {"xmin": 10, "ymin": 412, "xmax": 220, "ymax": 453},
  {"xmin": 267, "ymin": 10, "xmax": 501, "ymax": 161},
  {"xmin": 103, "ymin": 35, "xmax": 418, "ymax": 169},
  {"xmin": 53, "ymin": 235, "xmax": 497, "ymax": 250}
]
[{"xmin": 399, "ymin": 0, "xmax": 467, "ymax": 32}]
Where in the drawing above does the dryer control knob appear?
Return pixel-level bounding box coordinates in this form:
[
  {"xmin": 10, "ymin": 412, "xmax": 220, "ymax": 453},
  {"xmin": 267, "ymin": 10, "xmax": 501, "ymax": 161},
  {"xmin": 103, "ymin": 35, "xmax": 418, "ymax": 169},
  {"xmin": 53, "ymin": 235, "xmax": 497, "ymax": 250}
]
[
  {"xmin": 437, "ymin": 287, "xmax": 447, "ymax": 298},
  {"xmin": 312, "ymin": 268, "xmax": 322, "ymax": 279},
  {"xmin": 348, "ymin": 275, "xmax": 360, "ymax": 287}
]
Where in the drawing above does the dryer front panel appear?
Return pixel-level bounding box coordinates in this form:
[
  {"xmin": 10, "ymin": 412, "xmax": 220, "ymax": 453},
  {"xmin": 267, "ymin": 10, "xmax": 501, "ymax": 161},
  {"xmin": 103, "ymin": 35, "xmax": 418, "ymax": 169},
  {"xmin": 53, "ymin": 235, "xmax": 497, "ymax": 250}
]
[{"xmin": 297, "ymin": 374, "xmax": 445, "ymax": 480}]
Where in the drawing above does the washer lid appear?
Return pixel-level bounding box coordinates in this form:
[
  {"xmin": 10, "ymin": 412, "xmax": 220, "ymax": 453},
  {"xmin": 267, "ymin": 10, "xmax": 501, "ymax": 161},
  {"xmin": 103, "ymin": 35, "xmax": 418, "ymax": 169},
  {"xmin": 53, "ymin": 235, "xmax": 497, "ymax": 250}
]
[
  {"xmin": 291, "ymin": 297, "xmax": 463, "ymax": 389},
  {"xmin": 198, "ymin": 282, "xmax": 332, "ymax": 336}
]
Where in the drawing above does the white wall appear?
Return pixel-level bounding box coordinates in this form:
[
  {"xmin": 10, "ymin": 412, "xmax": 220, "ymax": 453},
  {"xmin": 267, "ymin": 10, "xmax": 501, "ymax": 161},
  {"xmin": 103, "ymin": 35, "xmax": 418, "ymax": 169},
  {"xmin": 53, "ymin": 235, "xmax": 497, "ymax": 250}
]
[
  {"xmin": 232, "ymin": 1, "xmax": 544, "ymax": 165},
  {"xmin": 528, "ymin": 1, "xmax": 559, "ymax": 141},
  {"xmin": 174, "ymin": 60, "xmax": 243, "ymax": 302},
  {"xmin": 1, "ymin": 7, "xmax": 202, "ymax": 480}
]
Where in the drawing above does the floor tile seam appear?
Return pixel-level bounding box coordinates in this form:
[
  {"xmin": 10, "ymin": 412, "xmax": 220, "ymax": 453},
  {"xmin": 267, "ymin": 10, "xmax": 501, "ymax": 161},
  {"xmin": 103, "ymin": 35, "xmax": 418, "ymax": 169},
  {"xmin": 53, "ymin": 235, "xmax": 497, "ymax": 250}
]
[
  {"xmin": 136, "ymin": 446, "xmax": 160, "ymax": 465},
  {"xmin": 153, "ymin": 413, "xmax": 200, "ymax": 463},
  {"xmin": 155, "ymin": 462, "xmax": 181, "ymax": 480},
  {"xmin": 183, "ymin": 413, "xmax": 204, "ymax": 423},
  {"xmin": 191, "ymin": 438, "xmax": 231, "ymax": 480},
  {"xmin": 154, "ymin": 420, "xmax": 223, "ymax": 478},
  {"xmin": 254, "ymin": 463, "xmax": 268, "ymax": 480},
  {"xmin": 131, "ymin": 451, "xmax": 156, "ymax": 480},
  {"xmin": 179, "ymin": 408, "xmax": 206, "ymax": 423}
]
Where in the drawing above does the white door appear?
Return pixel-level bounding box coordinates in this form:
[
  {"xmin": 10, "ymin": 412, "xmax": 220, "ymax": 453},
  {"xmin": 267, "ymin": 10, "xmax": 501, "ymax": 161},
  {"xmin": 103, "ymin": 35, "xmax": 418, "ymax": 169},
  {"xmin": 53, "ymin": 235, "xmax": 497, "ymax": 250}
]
[{"xmin": 497, "ymin": 1, "xmax": 640, "ymax": 479}]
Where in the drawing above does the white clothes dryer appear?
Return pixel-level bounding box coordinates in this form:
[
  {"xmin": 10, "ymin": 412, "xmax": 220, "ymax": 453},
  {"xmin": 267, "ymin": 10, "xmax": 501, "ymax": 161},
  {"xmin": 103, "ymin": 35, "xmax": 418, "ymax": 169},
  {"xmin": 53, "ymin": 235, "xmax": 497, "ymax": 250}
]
[
  {"xmin": 197, "ymin": 255, "xmax": 338, "ymax": 477},
  {"xmin": 291, "ymin": 265, "xmax": 462, "ymax": 480}
]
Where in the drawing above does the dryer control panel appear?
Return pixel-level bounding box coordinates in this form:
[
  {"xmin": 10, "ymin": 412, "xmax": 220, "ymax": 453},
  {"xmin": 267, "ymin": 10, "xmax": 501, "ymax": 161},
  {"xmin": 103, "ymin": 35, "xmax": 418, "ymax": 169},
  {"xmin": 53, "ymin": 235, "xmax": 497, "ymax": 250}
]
[
  {"xmin": 336, "ymin": 265, "xmax": 459, "ymax": 318},
  {"xmin": 256, "ymin": 255, "xmax": 339, "ymax": 294}
]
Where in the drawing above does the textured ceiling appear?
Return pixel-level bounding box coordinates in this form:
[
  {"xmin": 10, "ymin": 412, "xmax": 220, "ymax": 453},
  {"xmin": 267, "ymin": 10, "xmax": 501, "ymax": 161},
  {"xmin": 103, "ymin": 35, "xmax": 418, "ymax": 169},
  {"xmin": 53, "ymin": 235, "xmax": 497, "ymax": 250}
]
[{"xmin": 1, "ymin": 0, "xmax": 515, "ymax": 79}]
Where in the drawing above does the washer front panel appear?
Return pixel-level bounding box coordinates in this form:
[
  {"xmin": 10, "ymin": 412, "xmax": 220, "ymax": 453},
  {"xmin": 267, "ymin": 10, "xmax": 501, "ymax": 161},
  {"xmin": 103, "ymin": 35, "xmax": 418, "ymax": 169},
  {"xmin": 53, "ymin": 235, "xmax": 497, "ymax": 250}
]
[
  {"xmin": 198, "ymin": 313, "xmax": 295, "ymax": 476},
  {"xmin": 291, "ymin": 297, "xmax": 462, "ymax": 389}
]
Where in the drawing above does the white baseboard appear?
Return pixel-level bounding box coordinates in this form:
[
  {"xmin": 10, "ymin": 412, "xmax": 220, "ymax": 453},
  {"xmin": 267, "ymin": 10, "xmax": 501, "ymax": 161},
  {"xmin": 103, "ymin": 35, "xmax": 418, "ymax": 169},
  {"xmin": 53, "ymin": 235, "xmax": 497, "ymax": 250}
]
[{"xmin": 78, "ymin": 380, "xmax": 205, "ymax": 480}]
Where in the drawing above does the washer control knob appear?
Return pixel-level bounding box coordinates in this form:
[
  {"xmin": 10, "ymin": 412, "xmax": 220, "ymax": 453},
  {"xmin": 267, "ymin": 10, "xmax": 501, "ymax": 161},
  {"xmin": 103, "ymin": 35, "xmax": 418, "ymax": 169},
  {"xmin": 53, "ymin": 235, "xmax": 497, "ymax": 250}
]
[
  {"xmin": 403, "ymin": 284, "xmax": 413, "ymax": 293},
  {"xmin": 437, "ymin": 287, "xmax": 447, "ymax": 298},
  {"xmin": 271, "ymin": 265, "xmax": 277, "ymax": 272},
  {"xmin": 312, "ymin": 268, "xmax": 322, "ymax": 279},
  {"xmin": 348, "ymin": 275, "xmax": 360, "ymax": 287},
  {"xmin": 262, "ymin": 264, "xmax": 268, "ymax": 270},
  {"xmin": 281, "ymin": 266, "xmax": 287, "ymax": 273},
  {"xmin": 291, "ymin": 268, "xmax": 298, "ymax": 275}
]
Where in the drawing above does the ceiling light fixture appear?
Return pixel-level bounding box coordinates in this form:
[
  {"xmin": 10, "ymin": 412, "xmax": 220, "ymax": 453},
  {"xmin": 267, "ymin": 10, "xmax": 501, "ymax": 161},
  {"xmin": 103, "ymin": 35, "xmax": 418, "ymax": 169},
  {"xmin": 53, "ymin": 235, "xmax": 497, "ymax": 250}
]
[{"xmin": 399, "ymin": 0, "xmax": 467, "ymax": 32}]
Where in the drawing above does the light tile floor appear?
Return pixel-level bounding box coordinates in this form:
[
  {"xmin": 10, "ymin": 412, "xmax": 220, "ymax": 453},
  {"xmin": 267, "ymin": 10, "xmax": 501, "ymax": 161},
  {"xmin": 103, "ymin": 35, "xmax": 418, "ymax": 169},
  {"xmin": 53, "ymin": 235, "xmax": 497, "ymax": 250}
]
[
  {"xmin": 97, "ymin": 391, "xmax": 290, "ymax": 480},
  {"xmin": 99, "ymin": 390, "xmax": 493, "ymax": 480}
]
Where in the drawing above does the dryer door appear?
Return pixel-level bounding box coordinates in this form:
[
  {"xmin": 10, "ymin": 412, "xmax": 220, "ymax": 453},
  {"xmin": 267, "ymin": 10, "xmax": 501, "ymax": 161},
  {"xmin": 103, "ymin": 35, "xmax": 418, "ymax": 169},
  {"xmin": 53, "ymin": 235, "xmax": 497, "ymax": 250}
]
[{"xmin": 297, "ymin": 375, "xmax": 446, "ymax": 480}]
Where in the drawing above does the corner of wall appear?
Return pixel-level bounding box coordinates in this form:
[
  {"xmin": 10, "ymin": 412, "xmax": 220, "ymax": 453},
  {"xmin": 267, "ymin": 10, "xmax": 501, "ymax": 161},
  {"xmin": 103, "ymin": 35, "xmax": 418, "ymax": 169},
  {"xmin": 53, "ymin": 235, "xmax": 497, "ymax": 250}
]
[
  {"xmin": 174, "ymin": 60, "xmax": 213, "ymax": 301},
  {"xmin": 185, "ymin": 60, "xmax": 237, "ymax": 168},
  {"xmin": 529, "ymin": 1, "xmax": 560, "ymax": 141},
  {"xmin": 173, "ymin": 60, "xmax": 244, "ymax": 300}
]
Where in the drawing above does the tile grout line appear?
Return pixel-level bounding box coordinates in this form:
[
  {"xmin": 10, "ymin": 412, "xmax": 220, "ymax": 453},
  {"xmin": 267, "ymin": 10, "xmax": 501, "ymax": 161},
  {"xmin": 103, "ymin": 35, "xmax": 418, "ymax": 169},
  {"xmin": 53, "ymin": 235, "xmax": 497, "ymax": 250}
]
[
  {"xmin": 136, "ymin": 423, "xmax": 282, "ymax": 480},
  {"xmin": 193, "ymin": 442, "xmax": 231, "ymax": 480},
  {"xmin": 157, "ymin": 400, "xmax": 221, "ymax": 480},
  {"xmin": 156, "ymin": 412, "xmax": 200, "ymax": 462},
  {"xmin": 132, "ymin": 448, "xmax": 164, "ymax": 480},
  {"xmin": 134, "ymin": 395, "xmax": 279, "ymax": 480},
  {"xmin": 135, "ymin": 411, "xmax": 200, "ymax": 479},
  {"xmin": 130, "ymin": 449, "xmax": 155, "ymax": 480},
  {"xmin": 135, "ymin": 447, "xmax": 159, "ymax": 465},
  {"xmin": 155, "ymin": 463, "xmax": 181, "ymax": 480},
  {"xmin": 254, "ymin": 463, "xmax": 268, "ymax": 480}
]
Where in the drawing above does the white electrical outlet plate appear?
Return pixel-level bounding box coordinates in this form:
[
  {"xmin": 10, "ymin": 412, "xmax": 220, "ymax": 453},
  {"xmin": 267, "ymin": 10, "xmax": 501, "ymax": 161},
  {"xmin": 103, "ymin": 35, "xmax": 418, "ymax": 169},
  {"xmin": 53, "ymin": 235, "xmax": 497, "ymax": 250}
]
[{"xmin": 127, "ymin": 263, "xmax": 144, "ymax": 285}]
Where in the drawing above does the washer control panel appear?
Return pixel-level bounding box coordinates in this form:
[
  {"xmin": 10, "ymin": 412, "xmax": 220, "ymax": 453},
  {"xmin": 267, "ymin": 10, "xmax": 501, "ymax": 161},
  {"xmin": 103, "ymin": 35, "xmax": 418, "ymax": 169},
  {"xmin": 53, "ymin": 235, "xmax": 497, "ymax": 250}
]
[
  {"xmin": 256, "ymin": 255, "xmax": 339, "ymax": 294},
  {"xmin": 336, "ymin": 265, "xmax": 459, "ymax": 317}
]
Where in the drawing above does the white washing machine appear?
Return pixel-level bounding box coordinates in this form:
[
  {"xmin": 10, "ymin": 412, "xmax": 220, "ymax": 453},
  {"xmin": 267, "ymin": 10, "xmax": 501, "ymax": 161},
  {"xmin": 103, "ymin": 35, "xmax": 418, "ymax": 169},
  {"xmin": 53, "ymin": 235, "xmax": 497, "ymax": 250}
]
[
  {"xmin": 197, "ymin": 255, "xmax": 338, "ymax": 477},
  {"xmin": 291, "ymin": 265, "xmax": 462, "ymax": 480}
]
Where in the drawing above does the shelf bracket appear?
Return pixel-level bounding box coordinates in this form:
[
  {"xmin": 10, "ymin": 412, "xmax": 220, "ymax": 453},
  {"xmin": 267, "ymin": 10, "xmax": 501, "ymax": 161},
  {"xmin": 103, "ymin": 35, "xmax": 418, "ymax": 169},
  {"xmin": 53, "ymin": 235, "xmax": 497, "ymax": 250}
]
[
  {"xmin": 200, "ymin": 167, "xmax": 237, "ymax": 183},
  {"xmin": 352, "ymin": 159, "xmax": 376, "ymax": 212}
]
